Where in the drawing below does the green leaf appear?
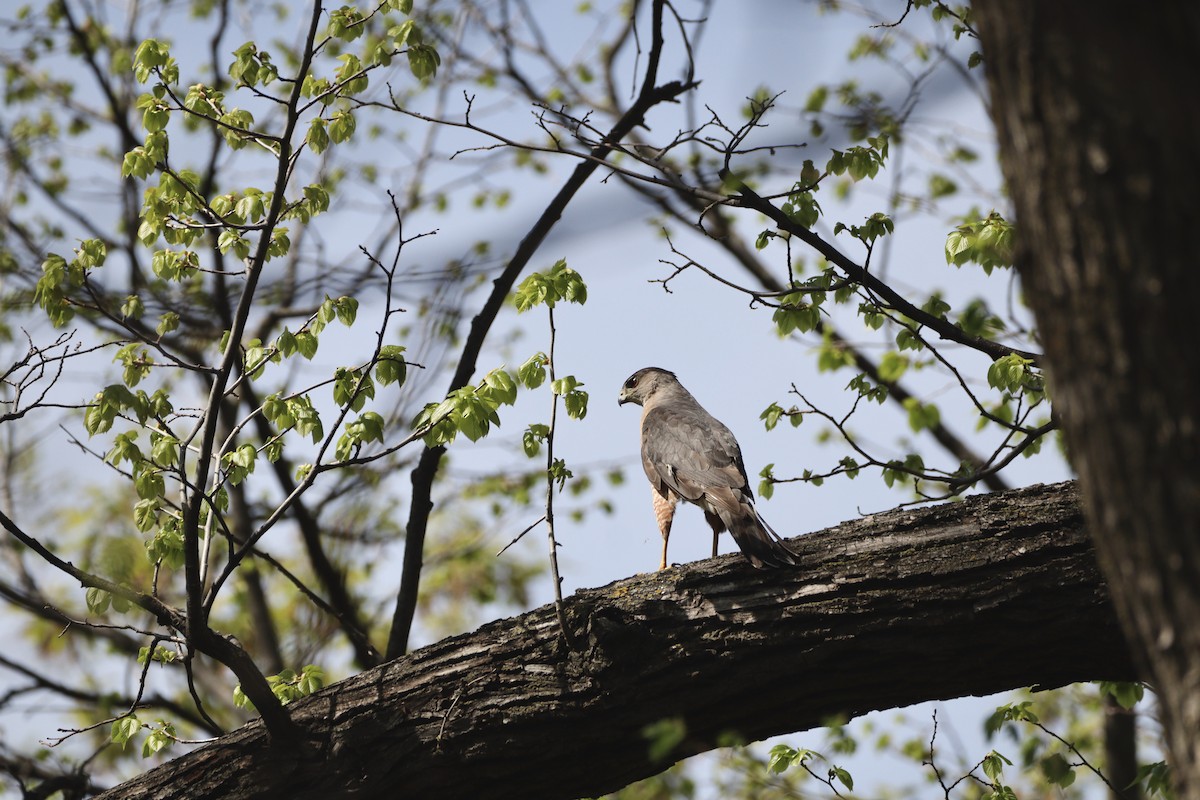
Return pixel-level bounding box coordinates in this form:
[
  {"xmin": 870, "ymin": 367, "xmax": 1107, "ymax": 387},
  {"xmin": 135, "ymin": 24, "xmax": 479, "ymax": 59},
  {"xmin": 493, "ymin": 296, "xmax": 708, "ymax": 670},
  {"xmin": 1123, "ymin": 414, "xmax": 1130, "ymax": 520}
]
[
  {"xmin": 121, "ymin": 294, "xmax": 144, "ymax": 319},
  {"xmin": 133, "ymin": 497, "xmax": 160, "ymax": 531},
  {"xmin": 303, "ymin": 184, "xmax": 331, "ymax": 215},
  {"xmin": 768, "ymin": 744, "xmax": 798, "ymax": 773},
  {"xmin": 334, "ymin": 296, "xmax": 358, "ymax": 326},
  {"xmin": 800, "ymin": 159, "xmax": 821, "ymax": 186},
  {"xmin": 132, "ymin": 39, "xmax": 170, "ymax": 83},
  {"xmin": 389, "ymin": 19, "xmax": 416, "ymax": 47},
  {"xmin": 329, "ymin": 7, "xmax": 366, "ymax": 41},
  {"xmin": 156, "ymin": 311, "xmax": 180, "ymax": 336},
  {"xmin": 146, "ymin": 521, "xmax": 185, "ymax": 570},
  {"xmin": 298, "ymin": 664, "xmax": 326, "ymax": 695},
  {"xmin": 767, "ymin": 744, "xmax": 814, "ymax": 773},
  {"xmin": 317, "ymin": 297, "xmax": 337, "ymax": 327},
  {"xmin": 982, "ymin": 750, "xmax": 1011, "ymax": 783},
  {"xmin": 1136, "ymin": 762, "xmax": 1173, "ymax": 798},
  {"xmin": 1100, "ymin": 681, "xmax": 1145, "ymax": 710},
  {"xmin": 945, "ymin": 211, "xmax": 1014, "ymax": 273},
  {"xmin": 290, "ymin": 396, "xmax": 324, "ymax": 442},
  {"xmin": 222, "ymin": 443, "xmax": 259, "ymax": 486},
  {"xmin": 375, "ymin": 345, "xmax": 407, "ymax": 386},
  {"xmin": 138, "ymin": 644, "xmax": 177, "ymax": 665},
  {"xmin": 306, "ymin": 118, "xmax": 330, "ymax": 154},
  {"xmin": 563, "ymin": 389, "xmax": 588, "ymax": 420},
  {"xmin": 216, "ymin": 229, "xmax": 249, "ymax": 259},
  {"xmin": 333, "ymin": 367, "xmax": 375, "ymax": 411},
  {"xmin": 356, "ymin": 411, "xmax": 385, "ymax": 444},
  {"xmin": 515, "ymin": 260, "xmax": 586, "ymax": 311},
  {"xmin": 231, "ymin": 443, "xmax": 257, "ymax": 469},
  {"xmin": 111, "ymin": 715, "xmax": 141, "ymax": 748},
  {"xmin": 518, "ymin": 353, "xmax": 548, "ymax": 389},
  {"xmin": 334, "ymin": 54, "xmax": 368, "ymax": 93},
  {"xmin": 903, "ymin": 397, "xmax": 940, "ymax": 432},
  {"xmin": 482, "ymin": 368, "xmax": 518, "ymax": 406},
  {"xmin": 805, "ymin": 85, "xmax": 828, "ymax": 112},
  {"xmin": 839, "ymin": 456, "xmax": 860, "ymax": 479},
  {"xmin": 772, "ymin": 296, "xmax": 820, "ymax": 336},
  {"xmin": 219, "ymin": 108, "xmax": 256, "ymax": 148},
  {"xmin": 329, "ymin": 109, "xmax": 357, "ymax": 143},
  {"xmin": 141, "ymin": 723, "xmax": 176, "ymax": 759},
  {"xmin": 267, "ymin": 227, "xmax": 290, "ymax": 260},
  {"xmin": 122, "ymin": 146, "xmax": 153, "ymax": 179},
  {"xmin": 85, "ymin": 587, "xmax": 112, "ymax": 615},
  {"xmin": 895, "ymin": 327, "xmax": 923, "ymax": 352},
  {"xmin": 232, "ymin": 683, "xmax": 252, "ymax": 710},
  {"xmin": 986, "ymin": 353, "xmax": 1034, "ymax": 393},
  {"xmin": 264, "ymin": 665, "xmax": 326, "ymax": 705},
  {"xmin": 1040, "ymin": 752, "xmax": 1075, "ymax": 787},
  {"xmin": 781, "ymin": 188, "xmax": 820, "ymax": 228},
  {"xmin": 758, "ymin": 463, "xmax": 775, "ymax": 499},
  {"xmin": 642, "ymin": 717, "xmax": 687, "ymax": 764},
  {"xmin": 877, "ymin": 351, "xmax": 909, "ymax": 383},
  {"xmin": 134, "ymin": 469, "xmax": 165, "ymax": 501},
  {"xmin": 522, "ymin": 423, "xmax": 549, "ymax": 457},
  {"xmin": 830, "ymin": 766, "xmax": 854, "ymax": 791},
  {"xmin": 929, "ymin": 173, "xmax": 958, "ymax": 198},
  {"xmin": 234, "ymin": 192, "xmax": 265, "ymax": 222},
  {"xmin": 107, "ymin": 432, "xmax": 143, "ymax": 466},
  {"xmin": 294, "ymin": 331, "xmax": 319, "ymax": 360},
  {"xmin": 277, "ymin": 329, "xmax": 297, "ymax": 358},
  {"xmin": 760, "ymin": 402, "xmax": 784, "ymax": 431},
  {"xmin": 550, "ymin": 375, "xmax": 579, "ymax": 396},
  {"xmin": 408, "ymin": 43, "xmax": 441, "ymax": 80}
]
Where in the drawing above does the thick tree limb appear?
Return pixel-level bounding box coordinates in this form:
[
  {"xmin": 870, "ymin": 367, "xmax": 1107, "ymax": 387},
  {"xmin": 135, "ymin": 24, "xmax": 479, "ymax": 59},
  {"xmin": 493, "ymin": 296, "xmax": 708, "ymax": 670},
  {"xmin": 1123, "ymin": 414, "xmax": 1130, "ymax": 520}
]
[{"xmin": 99, "ymin": 481, "xmax": 1133, "ymax": 800}]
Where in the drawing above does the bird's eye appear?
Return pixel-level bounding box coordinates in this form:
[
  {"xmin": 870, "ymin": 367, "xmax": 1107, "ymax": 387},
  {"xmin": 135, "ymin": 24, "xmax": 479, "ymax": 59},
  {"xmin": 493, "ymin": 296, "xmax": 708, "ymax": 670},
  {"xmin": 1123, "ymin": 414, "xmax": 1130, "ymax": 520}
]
[{"xmin": 624, "ymin": 376, "xmax": 639, "ymax": 389}]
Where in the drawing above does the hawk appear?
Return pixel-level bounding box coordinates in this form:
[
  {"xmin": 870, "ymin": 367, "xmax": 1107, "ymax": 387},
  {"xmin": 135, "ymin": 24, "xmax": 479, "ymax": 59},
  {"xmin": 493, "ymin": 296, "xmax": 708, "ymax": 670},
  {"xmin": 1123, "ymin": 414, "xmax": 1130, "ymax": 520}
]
[{"xmin": 618, "ymin": 367, "xmax": 800, "ymax": 570}]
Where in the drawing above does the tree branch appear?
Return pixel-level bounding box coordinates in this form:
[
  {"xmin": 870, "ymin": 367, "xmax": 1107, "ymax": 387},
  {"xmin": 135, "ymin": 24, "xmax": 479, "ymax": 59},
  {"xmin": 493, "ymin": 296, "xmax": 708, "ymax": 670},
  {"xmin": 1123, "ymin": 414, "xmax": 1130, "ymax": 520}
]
[
  {"xmin": 100, "ymin": 481, "xmax": 1134, "ymax": 800},
  {"xmin": 728, "ymin": 180, "xmax": 1041, "ymax": 365},
  {"xmin": 648, "ymin": 192, "xmax": 1014, "ymax": 492}
]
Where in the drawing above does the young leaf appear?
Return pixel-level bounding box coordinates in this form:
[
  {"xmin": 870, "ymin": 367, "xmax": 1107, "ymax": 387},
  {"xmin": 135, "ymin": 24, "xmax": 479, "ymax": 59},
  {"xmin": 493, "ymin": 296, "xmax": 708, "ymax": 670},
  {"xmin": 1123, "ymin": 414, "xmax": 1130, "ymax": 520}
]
[
  {"xmin": 111, "ymin": 715, "xmax": 142, "ymax": 748},
  {"xmin": 376, "ymin": 345, "xmax": 407, "ymax": 386}
]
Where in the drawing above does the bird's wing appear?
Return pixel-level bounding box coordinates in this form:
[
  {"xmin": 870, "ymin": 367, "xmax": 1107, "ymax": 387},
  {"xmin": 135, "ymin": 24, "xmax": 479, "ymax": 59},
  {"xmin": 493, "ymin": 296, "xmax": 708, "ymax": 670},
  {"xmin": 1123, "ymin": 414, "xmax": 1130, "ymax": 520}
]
[{"xmin": 642, "ymin": 403, "xmax": 752, "ymax": 512}]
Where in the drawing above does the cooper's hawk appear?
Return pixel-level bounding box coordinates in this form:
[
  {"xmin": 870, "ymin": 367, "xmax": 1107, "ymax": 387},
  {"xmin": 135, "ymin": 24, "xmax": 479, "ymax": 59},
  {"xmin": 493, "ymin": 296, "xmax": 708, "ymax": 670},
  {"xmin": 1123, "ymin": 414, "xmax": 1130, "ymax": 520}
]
[{"xmin": 618, "ymin": 367, "xmax": 800, "ymax": 570}]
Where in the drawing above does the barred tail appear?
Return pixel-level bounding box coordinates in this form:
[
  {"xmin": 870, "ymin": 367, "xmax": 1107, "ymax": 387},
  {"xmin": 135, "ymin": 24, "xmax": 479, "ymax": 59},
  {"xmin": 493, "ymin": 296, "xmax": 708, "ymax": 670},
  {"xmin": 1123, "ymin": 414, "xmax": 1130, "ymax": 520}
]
[{"xmin": 728, "ymin": 508, "xmax": 800, "ymax": 569}]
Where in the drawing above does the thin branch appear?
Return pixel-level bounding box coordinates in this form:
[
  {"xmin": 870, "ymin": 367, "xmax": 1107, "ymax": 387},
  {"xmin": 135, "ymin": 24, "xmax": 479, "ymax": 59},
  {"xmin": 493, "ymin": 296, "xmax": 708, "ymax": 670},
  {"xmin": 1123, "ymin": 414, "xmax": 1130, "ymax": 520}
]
[
  {"xmin": 385, "ymin": 0, "xmax": 692, "ymax": 660},
  {"xmin": 542, "ymin": 305, "xmax": 574, "ymax": 649},
  {"xmin": 727, "ymin": 179, "xmax": 1040, "ymax": 365}
]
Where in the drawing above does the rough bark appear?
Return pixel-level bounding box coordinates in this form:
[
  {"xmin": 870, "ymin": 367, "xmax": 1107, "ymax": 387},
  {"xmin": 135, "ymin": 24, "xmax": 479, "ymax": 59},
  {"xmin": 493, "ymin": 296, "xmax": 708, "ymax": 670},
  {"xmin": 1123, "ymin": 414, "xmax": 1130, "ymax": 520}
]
[
  {"xmin": 973, "ymin": 4, "xmax": 1200, "ymax": 797},
  {"xmin": 99, "ymin": 481, "xmax": 1133, "ymax": 800}
]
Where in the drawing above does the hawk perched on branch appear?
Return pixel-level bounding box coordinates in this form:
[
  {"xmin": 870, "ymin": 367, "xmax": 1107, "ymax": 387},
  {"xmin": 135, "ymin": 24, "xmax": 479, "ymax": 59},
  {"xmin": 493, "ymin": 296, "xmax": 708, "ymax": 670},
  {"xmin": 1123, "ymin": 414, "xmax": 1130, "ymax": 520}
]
[{"xmin": 618, "ymin": 367, "xmax": 800, "ymax": 570}]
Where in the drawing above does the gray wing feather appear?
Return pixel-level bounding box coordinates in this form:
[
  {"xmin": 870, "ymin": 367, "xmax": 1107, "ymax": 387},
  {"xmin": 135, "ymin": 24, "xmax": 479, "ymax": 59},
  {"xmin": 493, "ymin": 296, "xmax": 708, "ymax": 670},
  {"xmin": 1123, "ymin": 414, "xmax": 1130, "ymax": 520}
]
[
  {"xmin": 642, "ymin": 404, "xmax": 752, "ymax": 506},
  {"xmin": 642, "ymin": 399, "xmax": 801, "ymax": 569}
]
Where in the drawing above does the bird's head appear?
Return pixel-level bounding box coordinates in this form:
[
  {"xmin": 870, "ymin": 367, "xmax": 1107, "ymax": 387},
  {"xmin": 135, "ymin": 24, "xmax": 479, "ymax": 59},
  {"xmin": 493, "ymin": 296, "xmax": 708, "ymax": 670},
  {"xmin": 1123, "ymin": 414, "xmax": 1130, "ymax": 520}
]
[{"xmin": 618, "ymin": 367, "xmax": 678, "ymax": 407}]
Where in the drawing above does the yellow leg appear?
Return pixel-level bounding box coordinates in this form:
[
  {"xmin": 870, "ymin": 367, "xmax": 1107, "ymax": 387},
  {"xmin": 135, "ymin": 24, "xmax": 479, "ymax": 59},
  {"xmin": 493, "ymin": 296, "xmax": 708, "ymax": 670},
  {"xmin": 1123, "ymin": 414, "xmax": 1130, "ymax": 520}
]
[
  {"xmin": 653, "ymin": 491, "xmax": 676, "ymax": 571},
  {"xmin": 704, "ymin": 512, "xmax": 722, "ymax": 560}
]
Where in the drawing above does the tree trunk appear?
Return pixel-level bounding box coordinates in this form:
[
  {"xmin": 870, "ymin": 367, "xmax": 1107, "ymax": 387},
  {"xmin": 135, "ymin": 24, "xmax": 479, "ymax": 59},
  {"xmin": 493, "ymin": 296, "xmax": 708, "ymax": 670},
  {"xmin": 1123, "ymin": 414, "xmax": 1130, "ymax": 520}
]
[
  {"xmin": 973, "ymin": 4, "xmax": 1200, "ymax": 798},
  {"xmin": 98, "ymin": 481, "xmax": 1133, "ymax": 800}
]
